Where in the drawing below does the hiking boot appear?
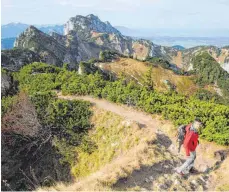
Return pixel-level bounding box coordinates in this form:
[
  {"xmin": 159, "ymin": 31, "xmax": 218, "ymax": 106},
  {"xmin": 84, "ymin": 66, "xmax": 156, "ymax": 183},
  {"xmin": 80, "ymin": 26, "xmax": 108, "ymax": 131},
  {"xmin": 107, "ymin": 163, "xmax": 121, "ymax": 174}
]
[
  {"xmin": 176, "ymin": 170, "xmax": 185, "ymax": 176},
  {"xmin": 189, "ymin": 167, "xmax": 198, "ymax": 174},
  {"xmin": 174, "ymin": 168, "xmax": 184, "ymax": 176}
]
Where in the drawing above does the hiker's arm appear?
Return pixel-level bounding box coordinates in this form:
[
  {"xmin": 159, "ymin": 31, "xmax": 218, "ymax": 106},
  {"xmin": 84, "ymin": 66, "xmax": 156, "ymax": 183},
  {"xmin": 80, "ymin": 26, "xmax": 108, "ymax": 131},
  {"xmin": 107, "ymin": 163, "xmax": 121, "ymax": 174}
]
[{"xmin": 192, "ymin": 136, "xmax": 198, "ymax": 150}]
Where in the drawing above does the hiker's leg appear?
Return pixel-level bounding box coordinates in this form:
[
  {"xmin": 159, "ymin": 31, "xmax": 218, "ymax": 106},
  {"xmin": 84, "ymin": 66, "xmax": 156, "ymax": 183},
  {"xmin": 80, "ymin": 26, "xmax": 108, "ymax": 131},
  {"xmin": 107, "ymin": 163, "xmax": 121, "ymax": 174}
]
[
  {"xmin": 177, "ymin": 151, "xmax": 196, "ymax": 174},
  {"xmin": 177, "ymin": 140, "xmax": 182, "ymax": 153},
  {"xmin": 186, "ymin": 151, "xmax": 196, "ymax": 172}
]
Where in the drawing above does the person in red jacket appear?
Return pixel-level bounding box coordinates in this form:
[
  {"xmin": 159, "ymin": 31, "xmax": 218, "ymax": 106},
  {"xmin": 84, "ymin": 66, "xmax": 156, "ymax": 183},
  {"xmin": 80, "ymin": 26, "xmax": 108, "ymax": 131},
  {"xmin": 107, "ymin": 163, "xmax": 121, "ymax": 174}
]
[{"xmin": 175, "ymin": 118, "xmax": 203, "ymax": 175}]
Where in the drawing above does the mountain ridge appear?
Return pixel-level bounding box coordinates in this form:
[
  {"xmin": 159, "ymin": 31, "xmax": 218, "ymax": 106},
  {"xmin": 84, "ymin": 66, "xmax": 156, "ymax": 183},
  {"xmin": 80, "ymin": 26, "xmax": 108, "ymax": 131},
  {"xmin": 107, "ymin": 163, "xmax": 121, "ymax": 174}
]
[
  {"xmin": 2, "ymin": 14, "xmax": 229, "ymax": 73},
  {"xmin": 11, "ymin": 14, "xmax": 177, "ymax": 69}
]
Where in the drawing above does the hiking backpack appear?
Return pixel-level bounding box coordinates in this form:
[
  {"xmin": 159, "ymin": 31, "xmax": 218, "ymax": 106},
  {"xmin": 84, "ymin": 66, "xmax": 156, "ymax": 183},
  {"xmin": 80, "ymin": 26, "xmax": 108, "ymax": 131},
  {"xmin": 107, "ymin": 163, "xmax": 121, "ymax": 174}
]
[{"xmin": 177, "ymin": 125, "xmax": 187, "ymax": 142}]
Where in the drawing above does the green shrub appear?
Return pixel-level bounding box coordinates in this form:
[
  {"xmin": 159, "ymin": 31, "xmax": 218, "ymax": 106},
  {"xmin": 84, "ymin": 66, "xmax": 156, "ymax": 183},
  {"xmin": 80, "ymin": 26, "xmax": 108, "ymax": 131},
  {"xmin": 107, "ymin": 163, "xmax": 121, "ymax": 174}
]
[
  {"xmin": 15, "ymin": 62, "xmax": 62, "ymax": 94},
  {"xmin": 192, "ymin": 52, "xmax": 229, "ymax": 97},
  {"xmin": 14, "ymin": 62, "xmax": 229, "ymax": 145},
  {"xmin": 1, "ymin": 95, "xmax": 18, "ymax": 116},
  {"xmin": 61, "ymin": 73, "xmax": 229, "ymax": 145}
]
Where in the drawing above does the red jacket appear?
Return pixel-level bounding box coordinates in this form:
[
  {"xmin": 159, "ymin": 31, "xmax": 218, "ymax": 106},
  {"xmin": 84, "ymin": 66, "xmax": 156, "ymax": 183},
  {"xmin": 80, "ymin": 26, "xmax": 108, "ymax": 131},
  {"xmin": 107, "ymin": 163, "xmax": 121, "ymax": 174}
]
[{"xmin": 183, "ymin": 123, "xmax": 199, "ymax": 156}]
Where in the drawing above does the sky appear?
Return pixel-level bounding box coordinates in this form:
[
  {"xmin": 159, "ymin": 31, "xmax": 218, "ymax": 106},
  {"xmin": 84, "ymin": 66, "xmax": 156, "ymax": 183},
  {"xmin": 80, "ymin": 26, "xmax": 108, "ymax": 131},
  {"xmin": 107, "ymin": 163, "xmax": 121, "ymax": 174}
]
[{"xmin": 1, "ymin": 0, "xmax": 229, "ymax": 30}]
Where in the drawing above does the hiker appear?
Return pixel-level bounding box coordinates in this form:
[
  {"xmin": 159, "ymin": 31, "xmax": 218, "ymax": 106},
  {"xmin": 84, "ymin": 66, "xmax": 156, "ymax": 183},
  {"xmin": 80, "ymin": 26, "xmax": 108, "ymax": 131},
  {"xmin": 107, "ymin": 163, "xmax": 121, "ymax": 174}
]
[{"xmin": 175, "ymin": 118, "xmax": 203, "ymax": 175}]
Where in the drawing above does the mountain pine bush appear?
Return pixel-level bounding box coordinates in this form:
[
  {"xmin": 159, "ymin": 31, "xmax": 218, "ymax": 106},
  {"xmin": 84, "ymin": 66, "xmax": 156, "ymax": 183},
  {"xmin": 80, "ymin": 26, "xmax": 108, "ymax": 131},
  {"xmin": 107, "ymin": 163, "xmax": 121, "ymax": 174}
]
[{"xmin": 13, "ymin": 62, "xmax": 229, "ymax": 145}]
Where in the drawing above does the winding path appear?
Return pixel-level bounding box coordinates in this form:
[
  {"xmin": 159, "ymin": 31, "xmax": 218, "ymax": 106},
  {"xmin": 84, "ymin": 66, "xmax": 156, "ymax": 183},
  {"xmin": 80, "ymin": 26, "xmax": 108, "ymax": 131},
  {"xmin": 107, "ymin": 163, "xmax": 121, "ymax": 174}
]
[
  {"xmin": 57, "ymin": 93, "xmax": 161, "ymax": 131},
  {"xmin": 56, "ymin": 92, "xmax": 228, "ymax": 191}
]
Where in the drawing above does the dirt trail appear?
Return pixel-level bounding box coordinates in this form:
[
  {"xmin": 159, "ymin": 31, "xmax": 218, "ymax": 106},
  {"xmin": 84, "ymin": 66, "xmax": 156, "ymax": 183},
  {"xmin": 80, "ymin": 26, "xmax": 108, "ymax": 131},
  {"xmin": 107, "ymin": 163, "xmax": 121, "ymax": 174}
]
[
  {"xmin": 57, "ymin": 93, "xmax": 229, "ymax": 191},
  {"xmin": 57, "ymin": 94, "xmax": 161, "ymax": 131}
]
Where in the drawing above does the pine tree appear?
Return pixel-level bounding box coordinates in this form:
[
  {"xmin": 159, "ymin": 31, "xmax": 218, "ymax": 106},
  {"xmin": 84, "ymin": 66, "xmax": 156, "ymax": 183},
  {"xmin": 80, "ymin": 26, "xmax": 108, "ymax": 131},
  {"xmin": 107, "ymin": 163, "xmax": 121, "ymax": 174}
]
[{"xmin": 144, "ymin": 66, "xmax": 153, "ymax": 90}]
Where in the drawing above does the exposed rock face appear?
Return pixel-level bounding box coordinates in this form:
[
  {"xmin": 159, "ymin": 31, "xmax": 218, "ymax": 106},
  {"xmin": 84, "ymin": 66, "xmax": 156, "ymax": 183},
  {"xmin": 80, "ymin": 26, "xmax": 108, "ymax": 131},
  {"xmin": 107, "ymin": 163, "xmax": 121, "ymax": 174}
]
[
  {"xmin": 64, "ymin": 14, "xmax": 121, "ymax": 38},
  {"xmin": 1, "ymin": 71, "xmax": 17, "ymax": 97},
  {"xmin": 1, "ymin": 48, "xmax": 41, "ymax": 71},
  {"xmin": 63, "ymin": 14, "xmax": 176, "ymax": 61},
  {"xmin": 13, "ymin": 14, "xmax": 176, "ymax": 69},
  {"xmin": 12, "ymin": 14, "xmax": 228, "ymax": 72},
  {"xmin": 13, "ymin": 25, "xmax": 105, "ymax": 69},
  {"xmin": 1, "ymin": 73, "xmax": 12, "ymax": 97},
  {"xmin": 14, "ymin": 26, "xmax": 69, "ymax": 67},
  {"xmin": 171, "ymin": 46, "xmax": 229, "ymax": 72}
]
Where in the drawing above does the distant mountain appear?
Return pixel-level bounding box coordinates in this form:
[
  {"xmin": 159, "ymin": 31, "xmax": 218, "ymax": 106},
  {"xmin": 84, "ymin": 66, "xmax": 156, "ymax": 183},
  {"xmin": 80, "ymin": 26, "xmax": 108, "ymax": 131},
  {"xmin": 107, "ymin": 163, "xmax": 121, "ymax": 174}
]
[
  {"xmin": 3, "ymin": 14, "xmax": 229, "ymax": 73},
  {"xmin": 1, "ymin": 23, "xmax": 29, "ymax": 38},
  {"xmin": 1, "ymin": 23, "xmax": 64, "ymax": 38},
  {"xmin": 1, "ymin": 23, "xmax": 64, "ymax": 49},
  {"xmin": 35, "ymin": 25, "xmax": 64, "ymax": 35},
  {"xmin": 10, "ymin": 14, "xmax": 176, "ymax": 70},
  {"xmin": 64, "ymin": 14, "xmax": 121, "ymax": 37},
  {"xmin": 172, "ymin": 45, "xmax": 185, "ymax": 50},
  {"xmin": 1, "ymin": 37, "xmax": 16, "ymax": 50}
]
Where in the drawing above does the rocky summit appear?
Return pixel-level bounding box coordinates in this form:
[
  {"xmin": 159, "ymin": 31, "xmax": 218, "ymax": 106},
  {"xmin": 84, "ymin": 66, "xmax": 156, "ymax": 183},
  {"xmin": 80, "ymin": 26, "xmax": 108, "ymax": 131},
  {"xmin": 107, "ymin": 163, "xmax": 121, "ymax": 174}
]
[
  {"xmin": 2, "ymin": 14, "xmax": 229, "ymax": 72},
  {"xmin": 10, "ymin": 14, "xmax": 177, "ymax": 70},
  {"xmin": 64, "ymin": 14, "xmax": 121, "ymax": 38}
]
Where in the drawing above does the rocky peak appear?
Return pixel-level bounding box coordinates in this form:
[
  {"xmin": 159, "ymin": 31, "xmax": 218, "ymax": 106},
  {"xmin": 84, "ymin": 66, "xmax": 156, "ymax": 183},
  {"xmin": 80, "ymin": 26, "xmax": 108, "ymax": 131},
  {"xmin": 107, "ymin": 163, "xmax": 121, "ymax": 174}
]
[
  {"xmin": 64, "ymin": 14, "xmax": 121, "ymax": 38},
  {"xmin": 23, "ymin": 25, "xmax": 41, "ymax": 36},
  {"xmin": 14, "ymin": 25, "xmax": 46, "ymax": 47},
  {"xmin": 14, "ymin": 26, "xmax": 71, "ymax": 67},
  {"xmin": 86, "ymin": 14, "xmax": 99, "ymax": 20}
]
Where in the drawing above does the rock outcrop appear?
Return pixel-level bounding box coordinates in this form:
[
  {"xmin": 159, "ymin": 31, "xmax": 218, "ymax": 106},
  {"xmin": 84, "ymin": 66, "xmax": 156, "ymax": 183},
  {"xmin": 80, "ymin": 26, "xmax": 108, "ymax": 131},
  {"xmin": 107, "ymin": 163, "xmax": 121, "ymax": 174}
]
[
  {"xmin": 14, "ymin": 26, "xmax": 69, "ymax": 67},
  {"xmin": 171, "ymin": 46, "xmax": 229, "ymax": 72},
  {"xmin": 64, "ymin": 14, "xmax": 121, "ymax": 38},
  {"xmin": 1, "ymin": 48, "xmax": 41, "ymax": 71},
  {"xmin": 63, "ymin": 14, "xmax": 177, "ymax": 61},
  {"xmin": 9, "ymin": 14, "xmax": 229, "ymax": 72},
  {"xmin": 1, "ymin": 71, "xmax": 17, "ymax": 97},
  {"xmin": 12, "ymin": 14, "xmax": 176, "ymax": 69}
]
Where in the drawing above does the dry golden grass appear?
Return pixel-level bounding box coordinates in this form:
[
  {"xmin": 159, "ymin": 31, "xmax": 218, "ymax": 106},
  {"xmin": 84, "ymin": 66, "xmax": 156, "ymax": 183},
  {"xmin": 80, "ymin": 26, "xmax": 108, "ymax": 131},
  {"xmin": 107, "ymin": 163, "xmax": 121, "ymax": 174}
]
[
  {"xmin": 212, "ymin": 157, "xmax": 229, "ymax": 191},
  {"xmin": 102, "ymin": 58, "xmax": 198, "ymax": 95},
  {"xmin": 132, "ymin": 42, "xmax": 150, "ymax": 60},
  {"xmin": 38, "ymin": 142, "xmax": 161, "ymax": 191},
  {"xmin": 37, "ymin": 93, "xmax": 229, "ymax": 191},
  {"xmin": 38, "ymin": 106, "xmax": 163, "ymax": 191},
  {"xmin": 218, "ymin": 49, "xmax": 229, "ymax": 64},
  {"xmin": 171, "ymin": 51, "xmax": 183, "ymax": 68}
]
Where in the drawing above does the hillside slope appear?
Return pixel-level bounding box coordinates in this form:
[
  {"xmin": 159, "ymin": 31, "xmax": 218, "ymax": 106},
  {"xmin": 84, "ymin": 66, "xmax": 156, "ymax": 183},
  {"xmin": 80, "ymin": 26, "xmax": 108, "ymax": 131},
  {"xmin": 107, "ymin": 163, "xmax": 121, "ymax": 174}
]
[
  {"xmin": 38, "ymin": 93, "xmax": 229, "ymax": 191},
  {"xmin": 96, "ymin": 58, "xmax": 198, "ymax": 94},
  {"xmin": 95, "ymin": 57, "xmax": 215, "ymax": 96},
  {"xmin": 172, "ymin": 46, "xmax": 229, "ymax": 72}
]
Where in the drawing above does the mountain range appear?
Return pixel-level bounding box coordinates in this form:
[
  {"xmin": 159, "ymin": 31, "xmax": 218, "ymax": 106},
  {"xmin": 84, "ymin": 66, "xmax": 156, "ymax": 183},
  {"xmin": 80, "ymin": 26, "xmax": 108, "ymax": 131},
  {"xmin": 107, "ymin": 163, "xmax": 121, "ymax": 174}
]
[
  {"xmin": 2, "ymin": 22, "xmax": 229, "ymax": 50},
  {"xmin": 1, "ymin": 14, "xmax": 229, "ymax": 73}
]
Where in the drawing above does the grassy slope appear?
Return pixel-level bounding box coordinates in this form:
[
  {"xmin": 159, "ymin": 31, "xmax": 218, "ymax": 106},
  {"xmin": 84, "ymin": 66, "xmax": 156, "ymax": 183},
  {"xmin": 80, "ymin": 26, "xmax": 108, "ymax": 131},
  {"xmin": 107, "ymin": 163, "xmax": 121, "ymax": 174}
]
[
  {"xmin": 38, "ymin": 105, "xmax": 166, "ymax": 191},
  {"xmin": 99, "ymin": 58, "xmax": 206, "ymax": 95},
  {"xmin": 38, "ymin": 99, "xmax": 229, "ymax": 191},
  {"xmin": 71, "ymin": 106, "xmax": 155, "ymax": 178}
]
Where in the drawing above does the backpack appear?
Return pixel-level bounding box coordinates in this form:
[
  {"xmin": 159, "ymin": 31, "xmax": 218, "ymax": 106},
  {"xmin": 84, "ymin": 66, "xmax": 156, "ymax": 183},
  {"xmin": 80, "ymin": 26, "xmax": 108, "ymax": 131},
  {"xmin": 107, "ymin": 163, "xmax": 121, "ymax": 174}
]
[{"xmin": 177, "ymin": 125, "xmax": 187, "ymax": 142}]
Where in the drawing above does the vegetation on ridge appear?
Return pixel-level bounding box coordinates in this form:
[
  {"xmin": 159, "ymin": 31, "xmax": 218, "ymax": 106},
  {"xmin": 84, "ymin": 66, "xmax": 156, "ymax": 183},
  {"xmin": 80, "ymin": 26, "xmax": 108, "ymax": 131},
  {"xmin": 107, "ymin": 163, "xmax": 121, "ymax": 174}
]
[{"xmin": 9, "ymin": 62, "xmax": 229, "ymax": 145}]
